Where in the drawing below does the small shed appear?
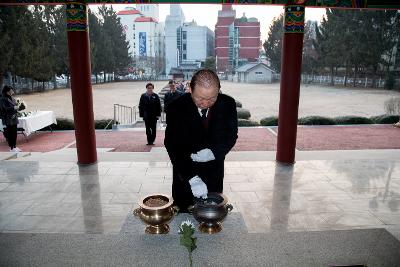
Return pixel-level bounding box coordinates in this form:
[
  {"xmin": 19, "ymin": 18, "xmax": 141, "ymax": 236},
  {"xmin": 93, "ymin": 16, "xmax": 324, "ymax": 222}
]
[
  {"xmin": 169, "ymin": 63, "xmax": 200, "ymax": 80},
  {"xmin": 235, "ymin": 62, "xmax": 274, "ymax": 83},
  {"xmin": 168, "ymin": 68, "xmax": 184, "ymax": 80}
]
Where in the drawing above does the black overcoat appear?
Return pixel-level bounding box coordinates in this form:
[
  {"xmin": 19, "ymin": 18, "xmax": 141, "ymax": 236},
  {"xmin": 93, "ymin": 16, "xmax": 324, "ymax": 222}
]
[
  {"xmin": 164, "ymin": 90, "xmax": 183, "ymax": 113},
  {"xmin": 0, "ymin": 96, "xmax": 18, "ymax": 126},
  {"xmin": 164, "ymin": 93, "xmax": 238, "ymax": 208},
  {"xmin": 138, "ymin": 93, "xmax": 161, "ymax": 121}
]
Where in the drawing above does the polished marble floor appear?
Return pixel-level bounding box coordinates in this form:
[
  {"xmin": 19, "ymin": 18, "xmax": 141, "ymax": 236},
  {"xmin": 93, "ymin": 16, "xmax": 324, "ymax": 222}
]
[{"xmin": 0, "ymin": 156, "xmax": 399, "ymax": 238}]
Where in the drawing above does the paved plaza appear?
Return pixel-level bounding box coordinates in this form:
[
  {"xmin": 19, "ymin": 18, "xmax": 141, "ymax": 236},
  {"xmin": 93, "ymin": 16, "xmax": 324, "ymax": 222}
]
[{"xmin": 16, "ymin": 81, "xmax": 400, "ymax": 121}]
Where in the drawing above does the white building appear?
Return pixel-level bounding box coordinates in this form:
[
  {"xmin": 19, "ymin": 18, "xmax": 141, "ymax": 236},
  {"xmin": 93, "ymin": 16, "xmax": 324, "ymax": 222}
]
[
  {"xmin": 117, "ymin": 6, "xmax": 165, "ymax": 76},
  {"xmin": 165, "ymin": 4, "xmax": 185, "ymax": 76},
  {"xmin": 178, "ymin": 21, "xmax": 214, "ymax": 66},
  {"xmin": 234, "ymin": 62, "xmax": 274, "ymax": 83},
  {"xmin": 136, "ymin": 4, "xmax": 159, "ymax": 21},
  {"xmin": 117, "ymin": 7, "xmax": 141, "ymax": 58}
]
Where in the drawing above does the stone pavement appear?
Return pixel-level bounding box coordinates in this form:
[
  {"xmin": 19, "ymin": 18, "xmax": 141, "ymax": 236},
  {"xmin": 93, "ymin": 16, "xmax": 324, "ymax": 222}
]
[
  {"xmin": 1, "ymin": 228, "xmax": 399, "ymax": 266},
  {"xmin": 0, "ymin": 148, "xmax": 399, "ymax": 236}
]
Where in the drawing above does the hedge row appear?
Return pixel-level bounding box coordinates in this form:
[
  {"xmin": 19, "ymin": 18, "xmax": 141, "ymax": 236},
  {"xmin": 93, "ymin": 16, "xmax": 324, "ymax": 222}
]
[
  {"xmin": 259, "ymin": 115, "xmax": 399, "ymax": 126},
  {"xmin": 47, "ymin": 118, "xmax": 115, "ymax": 130},
  {"xmin": 237, "ymin": 108, "xmax": 251, "ymax": 120},
  {"xmin": 238, "ymin": 119, "xmax": 260, "ymax": 127},
  {"xmin": 44, "ymin": 114, "xmax": 400, "ymax": 130}
]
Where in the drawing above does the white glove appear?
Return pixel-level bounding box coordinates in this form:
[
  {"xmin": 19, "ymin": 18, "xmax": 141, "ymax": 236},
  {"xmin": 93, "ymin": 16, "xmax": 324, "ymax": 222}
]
[
  {"xmin": 189, "ymin": 176, "xmax": 208, "ymax": 199},
  {"xmin": 190, "ymin": 148, "xmax": 215, "ymax": 162}
]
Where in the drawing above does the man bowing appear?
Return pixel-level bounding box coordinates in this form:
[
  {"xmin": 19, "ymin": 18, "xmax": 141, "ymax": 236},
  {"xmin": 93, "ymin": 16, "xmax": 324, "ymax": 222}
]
[{"xmin": 164, "ymin": 69, "xmax": 238, "ymax": 212}]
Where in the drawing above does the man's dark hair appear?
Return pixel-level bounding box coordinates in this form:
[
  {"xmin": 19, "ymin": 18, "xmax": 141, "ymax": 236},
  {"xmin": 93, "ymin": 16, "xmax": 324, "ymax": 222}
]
[
  {"xmin": 168, "ymin": 80, "xmax": 174, "ymax": 85},
  {"xmin": 146, "ymin": 83, "xmax": 154, "ymax": 89},
  {"xmin": 190, "ymin": 69, "xmax": 221, "ymax": 92},
  {"xmin": 2, "ymin": 85, "xmax": 13, "ymax": 96}
]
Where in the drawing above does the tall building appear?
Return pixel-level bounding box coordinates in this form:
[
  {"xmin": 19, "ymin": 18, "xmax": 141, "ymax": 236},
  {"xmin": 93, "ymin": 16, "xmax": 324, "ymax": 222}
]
[
  {"xmin": 230, "ymin": 14, "xmax": 260, "ymax": 71},
  {"xmin": 134, "ymin": 17, "xmax": 165, "ymax": 76},
  {"xmin": 117, "ymin": 6, "xmax": 165, "ymax": 76},
  {"xmin": 177, "ymin": 21, "xmax": 215, "ymax": 65},
  {"xmin": 170, "ymin": 21, "xmax": 215, "ymax": 80},
  {"xmin": 136, "ymin": 4, "xmax": 159, "ymax": 21},
  {"xmin": 215, "ymin": 5, "xmax": 260, "ymax": 73},
  {"xmin": 215, "ymin": 5, "xmax": 236, "ymax": 74},
  {"xmin": 117, "ymin": 7, "xmax": 141, "ymax": 58},
  {"xmin": 165, "ymin": 4, "xmax": 185, "ymax": 76}
]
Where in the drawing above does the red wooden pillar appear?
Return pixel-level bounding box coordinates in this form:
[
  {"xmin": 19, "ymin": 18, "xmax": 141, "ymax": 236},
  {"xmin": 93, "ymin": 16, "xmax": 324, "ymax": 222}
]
[
  {"xmin": 66, "ymin": 1, "xmax": 97, "ymax": 164},
  {"xmin": 276, "ymin": 4, "xmax": 305, "ymax": 164}
]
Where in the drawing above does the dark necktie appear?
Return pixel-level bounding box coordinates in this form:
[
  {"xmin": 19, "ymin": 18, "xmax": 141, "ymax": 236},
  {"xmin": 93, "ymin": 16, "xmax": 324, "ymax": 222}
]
[{"xmin": 201, "ymin": 109, "xmax": 207, "ymax": 120}]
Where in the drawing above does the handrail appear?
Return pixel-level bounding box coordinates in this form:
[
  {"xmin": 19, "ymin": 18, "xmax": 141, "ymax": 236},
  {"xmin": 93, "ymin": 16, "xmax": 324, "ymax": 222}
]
[
  {"xmin": 113, "ymin": 104, "xmax": 137, "ymax": 126},
  {"xmin": 104, "ymin": 119, "xmax": 114, "ymax": 130}
]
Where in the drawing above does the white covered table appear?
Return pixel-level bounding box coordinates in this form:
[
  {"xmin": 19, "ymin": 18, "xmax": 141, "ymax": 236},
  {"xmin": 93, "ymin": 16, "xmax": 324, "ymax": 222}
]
[{"xmin": 0, "ymin": 111, "xmax": 57, "ymax": 136}]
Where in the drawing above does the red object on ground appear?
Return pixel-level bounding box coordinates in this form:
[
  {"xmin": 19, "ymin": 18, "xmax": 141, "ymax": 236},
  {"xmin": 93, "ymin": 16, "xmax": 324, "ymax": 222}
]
[
  {"xmin": 0, "ymin": 132, "xmax": 75, "ymax": 152},
  {"xmin": 1, "ymin": 125, "xmax": 399, "ymax": 153},
  {"xmin": 295, "ymin": 125, "xmax": 400, "ymax": 150},
  {"xmin": 233, "ymin": 128, "xmax": 277, "ymax": 151}
]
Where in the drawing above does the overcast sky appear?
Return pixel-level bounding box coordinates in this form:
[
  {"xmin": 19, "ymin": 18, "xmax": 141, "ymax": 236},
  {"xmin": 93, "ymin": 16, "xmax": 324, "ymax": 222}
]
[{"xmin": 99, "ymin": 4, "xmax": 326, "ymax": 42}]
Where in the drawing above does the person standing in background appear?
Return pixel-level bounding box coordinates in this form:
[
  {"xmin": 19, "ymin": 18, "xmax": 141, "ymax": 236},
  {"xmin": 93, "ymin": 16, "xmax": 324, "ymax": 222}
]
[
  {"xmin": 139, "ymin": 83, "xmax": 161, "ymax": 145},
  {"xmin": 164, "ymin": 80, "xmax": 183, "ymax": 114},
  {"xmin": 0, "ymin": 85, "xmax": 21, "ymax": 152}
]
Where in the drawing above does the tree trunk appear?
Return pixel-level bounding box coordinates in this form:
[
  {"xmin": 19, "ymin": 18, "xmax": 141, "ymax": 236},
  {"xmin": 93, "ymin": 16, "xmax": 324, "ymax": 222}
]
[
  {"xmin": 12, "ymin": 74, "xmax": 16, "ymax": 89},
  {"xmin": 53, "ymin": 75, "xmax": 58, "ymax": 90},
  {"xmin": 95, "ymin": 72, "xmax": 98, "ymax": 84},
  {"xmin": 67, "ymin": 75, "xmax": 70, "ymax": 88},
  {"xmin": 103, "ymin": 72, "xmax": 106, "ymax": 83},
  {"xmin": 0, "ymin": 73, "xmax": 4, "ymax": 89},
  {"xmin": 330, "ymin": 65, "xmax": 334, "ymax": 86},
  {"xmin": 353, "ymin": 64, "xmax": 358, "ymax": 87},
  {"xmin": 344, "ymin": 60, "xmax": 349, "ymax": 87},
  {"xmin": 371, "ymin": 65, "xmax": 378, "ymax": 88},
  {"xmin": 42, "ymin": 81, "xmax": 45, "ymax": 91},
  {"xmin": 31, "ymin": 79, "xmax": 34, "ymax": 92}
]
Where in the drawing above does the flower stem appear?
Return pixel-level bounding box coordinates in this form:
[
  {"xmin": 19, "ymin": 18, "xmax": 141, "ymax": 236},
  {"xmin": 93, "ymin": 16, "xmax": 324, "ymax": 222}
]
[{"xmin": 189, "ymin": 251, "xmax": 193, "ymax": 267}]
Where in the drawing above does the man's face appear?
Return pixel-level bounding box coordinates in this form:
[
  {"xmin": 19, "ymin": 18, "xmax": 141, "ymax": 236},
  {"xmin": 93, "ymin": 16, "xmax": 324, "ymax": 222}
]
[
  {"xmin": 191, "ymin": 84, "xmax": 219, "ymax": 109},
  {"xmin": 146, "ymin": 86, "xmax": 154, "ymax": 94},
  {"xmin": 169, "ymin": 83, "xmax": 176, "ymax": 92},
  {"xmin": 7, "ymin": 89, "xmax": 14, "ymax": 96}
]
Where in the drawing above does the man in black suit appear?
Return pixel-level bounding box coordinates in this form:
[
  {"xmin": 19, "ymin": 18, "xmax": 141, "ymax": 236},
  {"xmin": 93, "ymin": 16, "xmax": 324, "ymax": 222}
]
[
  {"xmin": 164, "ymin": 80, "xmax": 183, "ymax": 114},
  {"xmin": 139, "ymin": 83, "xmax": 161, "ymax": 145},
  {"xmin": 164, "ymin": 69, "xmax": 238, "ymax": 212}
]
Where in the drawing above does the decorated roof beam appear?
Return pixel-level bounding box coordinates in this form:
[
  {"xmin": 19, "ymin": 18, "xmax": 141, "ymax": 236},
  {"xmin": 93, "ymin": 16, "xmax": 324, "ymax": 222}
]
[{"xmin": 1, "ymin": 0, "xmax": 399, "ymax": 9}]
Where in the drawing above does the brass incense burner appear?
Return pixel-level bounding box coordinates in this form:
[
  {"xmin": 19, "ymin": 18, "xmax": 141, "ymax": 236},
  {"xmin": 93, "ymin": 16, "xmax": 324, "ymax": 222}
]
[
  {"xmin": 192, "ymin": 192, "xmax": 233, "ymax": 234},
  {"xmin": 133, "ymin": 194, "xmax": 176, "ymax": 234}
]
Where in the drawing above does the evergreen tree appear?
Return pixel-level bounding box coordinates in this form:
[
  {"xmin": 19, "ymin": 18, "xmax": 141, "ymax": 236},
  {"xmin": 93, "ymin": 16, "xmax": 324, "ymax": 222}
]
[
  {"xmin": 302, "ymin": 20, "xmax": 318, "ymax": 75},
  {"xmin": 0, "ymin": 7, "xmax": 12, "ymax": 88},
  {"xmin": 315, "ymin": 9, "xmax": 399, "ymax": 88},
  {"xmin": 314, "ymin": 9, "xmax": 346, "ymax": 85},
  {"xmin": 263, "ymin": 15, "xmax": 283, "ymax": 72},
  {"xmin": 51, "ymin": 5, "xmax": 69, "ymax": 88},
  {"xmin": 0, "ymin": 6, "xmax": 35, "ymax": 89},
  {"xmin": 361, "ymin": 10, "xmax": 398, "ymax": 87},
  {"xmin": 88, "ymin": 9, "xmax": 104, "ymax": 83},
  {"xmin": 29, "ymin": 6, "xmax": 55, "ymax": 91},
  {"xmin": 97, "ymin": 5, "xmax": 131, "ymax": 82},
  {"xmin": 204, "ymin": 57, "xmax": 216, "ymax": 72}
]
